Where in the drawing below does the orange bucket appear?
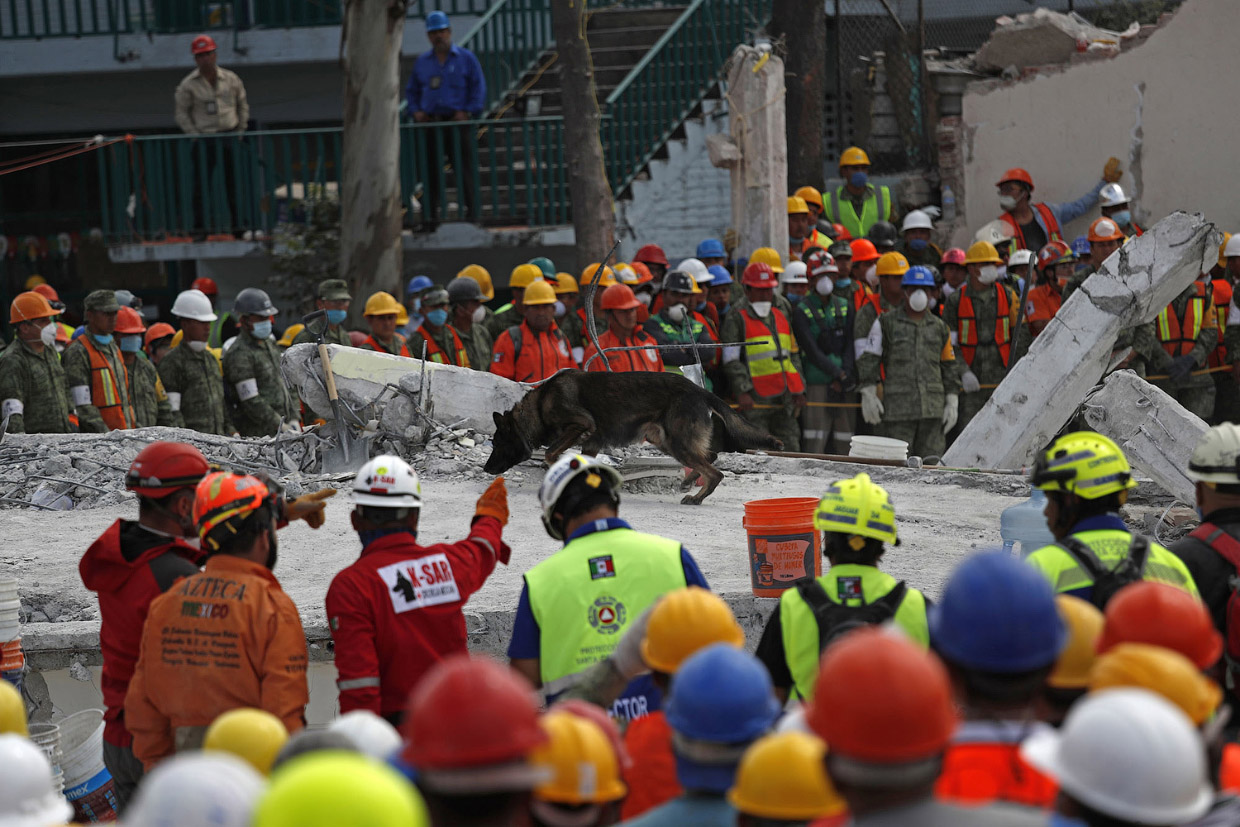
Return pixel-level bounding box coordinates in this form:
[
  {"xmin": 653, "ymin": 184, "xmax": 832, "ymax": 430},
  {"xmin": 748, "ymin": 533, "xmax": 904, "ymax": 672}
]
[
  {"xmin": 743, "ymin": 497, "xmax": 822, "ymax": 597},
  {"xmin": 0, "ymin": 639, "xmax": 24, "ymax": 672}
]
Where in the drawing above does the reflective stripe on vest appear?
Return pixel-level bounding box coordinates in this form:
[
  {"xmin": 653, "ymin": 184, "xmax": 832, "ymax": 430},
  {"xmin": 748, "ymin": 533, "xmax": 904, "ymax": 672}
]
[
  {"xmin": 827, "ymin": 185, "xmax": 889, "ymax": 240},
  {"xmin": 83, "ymin": 337, "xmax": 133, "ymax": 430},
  {"xmin": 1211, "ymin": 279, "xmax": 1232, "ymax": 367},
  {"xmin": 1027, "ymin": 529, "xmax": 1196, "ymax": 596},
  {"xmin": 957, "ymin": 283, "xmax": 1012, "ymax": 368},
  {"xmin": 1155, "ymin": 282, "xmax": 1206, "ymax": 357},
  {"xmin": 364, "ymin": 335, "xmax": 412, "ymax": 358},
  {"xmin": 652, "ymin": 316, "xmax": 704, "ymax": 376},
  {"xmin": 417, "ymin": 327, "xmax": 469, "ymax": 366},
  {"xmin": 998, "ymin": 203, "xmax": 1062, "ymax": 249},
  {"xmin": 742, "ymin": 309, "xmax": 805, "ymax": 396},
  {"xmin": 524, "ymin": 528, "xmax": 686, "ymax": 689}
]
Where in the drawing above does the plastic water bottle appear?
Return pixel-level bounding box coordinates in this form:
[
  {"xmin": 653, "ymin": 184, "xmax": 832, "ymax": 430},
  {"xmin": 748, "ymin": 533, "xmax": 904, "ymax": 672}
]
[
  {"xmin": 941, "ymin": 185, "xmax": 956, "ymax": 222},
  {"xmin": 1000, "ymin": 487, "xmax": 1055, "ymax": 557}
]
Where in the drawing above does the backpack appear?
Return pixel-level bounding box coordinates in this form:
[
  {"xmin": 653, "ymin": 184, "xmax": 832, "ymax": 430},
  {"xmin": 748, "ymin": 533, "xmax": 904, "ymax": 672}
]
[
  {"xmin": 796, "ymin": 578, "xmax": 908, "ymax": 652},
  {"xmin": 1056, "ymin": 534, "xmax": 1150, "ymax": 609},
  {"xmin": 1186, "ymin": 522, "xmax": 1240, "ymax": 686}
]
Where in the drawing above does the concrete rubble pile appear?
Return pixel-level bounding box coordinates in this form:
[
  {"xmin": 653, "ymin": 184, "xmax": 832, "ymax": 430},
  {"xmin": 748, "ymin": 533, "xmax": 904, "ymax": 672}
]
[{"xmin": 974, "ymin": 8, "xmax": 1140, "ymax": 74}]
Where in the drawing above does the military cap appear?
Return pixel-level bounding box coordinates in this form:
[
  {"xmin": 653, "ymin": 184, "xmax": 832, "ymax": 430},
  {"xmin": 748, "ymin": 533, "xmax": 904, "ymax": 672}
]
[{"xmin": 84, "ymin": 290, "xmax": 120, "ymax": 312}]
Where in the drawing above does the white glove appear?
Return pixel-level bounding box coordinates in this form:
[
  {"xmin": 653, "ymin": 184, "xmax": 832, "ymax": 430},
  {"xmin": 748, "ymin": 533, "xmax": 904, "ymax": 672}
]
[
  {"xmin": 280, "ymin": 419, "xmax": 302, "ymax": 434},
  {"xmin": 922, "ymin": 205, "xmax": 942, "ymax": 219},
  {"xmin": 608, "ymin": 603, "xmax": 657, "ymax": 680},
  {"xmin": 943, "ymin": 393, "xmax": 959, "ymax": 433},
  {"xmin": 860, "ymin": 385, "xmax": 884, "ymax": 426},
  {"xmin": 961, "ymin": 370, "xmax": 981, "ymax": 393}
]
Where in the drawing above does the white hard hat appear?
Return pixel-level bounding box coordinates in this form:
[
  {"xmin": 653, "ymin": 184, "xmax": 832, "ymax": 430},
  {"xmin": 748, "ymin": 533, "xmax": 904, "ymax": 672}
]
[
  {"xmin": 171, "ymin": 288, "xmax": 219, "ymax": 322},
  {"xmin": 1022, "ymin": 688, "xmax": 1212, "ymax": 825},
  {"xmin": 678, "ymin": 258, "xmax": 711, "ymax": 283},
  {"xmin": 901, "ymin": 209, "xmax": 933, "ymax": 232},
  {"xmin": 614, "ymin": 264, "xmax": 640, "ymax": 285},
  {"xmin": 1186, "ymin": 423, "xmax": 1240, "ymax": 484},
  {"xmin": 538, "ymin": 453, "xmax": 623, "ymax": 540},
  {"xmin": 0, "ymin": 734, "xmax": 73, "ymax": 827},
  {"xmin": 1225, "ymin": 234, "xmax": 1240, "ymax": 259},
  {"xmin": 1099, "ymin": 183, "xmax": 1129, "ymax": 208},
  {"xmin": 974, "ymin": 219, "xmax": 1015, "ymax": 245},
  {"xmin": 352, "ymin": 454, "xmax": 422, "ymax": 509},
  {"xmin": 126, "ymin": 753, "xmax": 264, "ymax": 827},
  {"xmin": 1008, "ymin": 249, "xmax": 1034, "ymax": 267},
  {"xmin": 328, "ymin": 710, "xmax": 403, "ymax": 760},
  {"xmin": 780, "ymin": 261, "xmax": 809, "ymax": 284}
]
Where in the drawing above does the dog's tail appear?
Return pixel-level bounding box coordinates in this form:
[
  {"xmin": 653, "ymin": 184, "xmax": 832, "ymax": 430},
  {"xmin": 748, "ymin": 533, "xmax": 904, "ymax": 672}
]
[{"xmin": 704, "ymin": 393, "xmax": 784, "ymax": 452}]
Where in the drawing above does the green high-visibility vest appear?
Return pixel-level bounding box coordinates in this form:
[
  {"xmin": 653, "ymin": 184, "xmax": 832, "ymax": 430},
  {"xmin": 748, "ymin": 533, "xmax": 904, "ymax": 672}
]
[
  {"xmin": 525, "ymin": 527, "xmax": 686, "ymax": 694},
  {"xmin": 779, "ymin": 563, "xmax": 927, "ymax": 700},
  {"xmin": 1026, "ymin": 529, "xmax": 1198, "ymax": 597},
  {"xmin": 825, "ymin": 184, "xmax": 892, "ymax": 240}
]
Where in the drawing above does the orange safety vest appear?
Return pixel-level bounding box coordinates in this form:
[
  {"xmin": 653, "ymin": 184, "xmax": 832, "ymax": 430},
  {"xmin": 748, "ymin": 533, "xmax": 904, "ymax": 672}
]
[
  {"xmin": 936, "ymin": 741, "xmax": 1058, "ymax": 808},
  {"xmin": 416, "ymin": 327, "xmax": 469, "ymax": 367},
  {"xmin": 1210, "ymin": 279, "xmax": 1232, "ymax": 368},
  {"xmin": 1025, "ymin": 283, "xmax": 1063, "ymax": 336},
  {"xmin": 1155, "ymin": 281, "xmax": 1207, "ymax": 357},
  {"xmin": 363, "ymin": 335, "xmax": 412, "ymax": 358},
  {"xmin": 1221, "ymin": 742, "xmax": 1240, "ymax": 795},
  {"xmin": 741, "ymin": 308, "xmax": 804, "ymax": 397},
  {"xmin": 584, "ymin": 328, "xmax": 663, "ymax": 373},
  {"xmin": 83, "ymin": 337, "xmax": 134, "ymax": 430},
  {"xmin": 957, "ymin": 283, "xmax": 1012, "ymax": 368},
  {"xmin": 999, "ymin": 203, "xmax": 1062, "ymax": 250},
  {"xmin": 852, "ymin": 283, "xmax": 878, "ymax": 312}
]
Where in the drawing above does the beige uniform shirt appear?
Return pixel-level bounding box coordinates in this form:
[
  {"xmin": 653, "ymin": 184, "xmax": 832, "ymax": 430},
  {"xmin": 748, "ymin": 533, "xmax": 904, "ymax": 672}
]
[{"xmin": 174, "ymin": 66, "xmax": 249, "ymax": 134}]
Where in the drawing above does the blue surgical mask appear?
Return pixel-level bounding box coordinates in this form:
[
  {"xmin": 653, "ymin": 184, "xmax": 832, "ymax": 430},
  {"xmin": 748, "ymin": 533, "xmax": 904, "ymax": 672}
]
[
  {"xmin": 908, "ymin": 238, "xmax": 929, "ymax": 251},
  {"xmin": 1111, "ymin": 209, "xmax": 1131, "ymax": 227},
  {"xmin": 413, "ymin": 298, "xmax": 422, "ymax": 312},
  {"xmin": 849, "ymin": 171, "xmax": 868, "ymax": 188},
  {"xmin": 92, "ymin": 333, "xmax": 113, "ymax": 346},
  {"xmin": 837, "ymin": 278, "xmax": 852, "ymax": 288},
  {"xmin": 425, "ymin": 308, "xmax": 449, "ymax": 327},
  {"xmin": 696, "ymin": 301, "xmax": 707, "ymax": 312},
  {"xmin": 719, "ymin": 302, "xmax": 730, "ymax": 315},
  {"xmin": 789, "ymin": 235, "xmax": 802, "ymax": 246},
  {"xmin": 787, "ymin": 293, "xmax": 803, "ymax": 304},
  {"xmin": 251, "ymin": 320, "xmax": 273, "ymax": 340},
  {"xmin": 119, "ymin": 334, "xmax": 143, "ymax": 353},
  {"xmin": 326, "ymin": 309, "xmax": 348, "ymax": 325}
]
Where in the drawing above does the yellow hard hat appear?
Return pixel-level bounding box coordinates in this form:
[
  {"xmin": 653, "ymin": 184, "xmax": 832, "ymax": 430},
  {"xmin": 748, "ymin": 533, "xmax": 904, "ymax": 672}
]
[
  {"xmin": 814, "ymin": 473, "xmax": 897, "ymax": 546},
  {"xmin": 171, "ymin": 328, "xmax": 184, "ymax": 348},
  {"xmin": 1089, "ymin": 642, "xmax": 1222, "ymax": 726},
  {"xmin": 614, "ymin": 263, "xmax": 641, "ymax": 285},
  {"xmin": 787, "ymin": 196, "xmax": 810, "ymax": 215},
  {"xmin": 875, "ymin": 251, "xmax": 910, "ymax": 277},
  {"xmin": 727, "ymin": 732, "xmax": 848, "ymax": 821},
  {"xmin": 203, "ymin": 708, "xmax": 289, "ymax": 776},
  {"xmin": 795, "ymin": 186, "xmax": 824, "ymax": 210},
  {"xmin": 749, "ymin": 247, "xmax": 784, "ymax": 274},
  {"xmin": 1047, "ymin": 596, "xmax": 1105, "ymax": 690},
  {"xmin": 1220, "ymin": 233, "xmax": 1233, "ymax": 269},
  {"xmin": 531, "ymin": 711, "xmax": 627, "ymax": 805},
  {"xmin": 0, "ymin": 681, "xmax": 27, "ymax": 737},
  {"xmin": 641, "ymin": 587, "xmax": 746, "ymax": 674},
  {"xmin": 510, "ymin": 263, "xmax": 544, "ymax": 290},
  {"xmin": 458, "ymin": 264, "xmax": 494, "ymax": 301},
  {"xmin": 364, "ymin": 291, "xmax": 403, "ymax": 317},
  {"xmin": 253, "ymin": 751, "xmax": 428, "ymax": 827},
  {"xmin": 523, "ymin": 280, "xmax": 557, "ymax": 306},
  {"xmin": 580, "ymin": 263, "xmax": 617, "ymax": 287},
  {"xmin": 396, "ymin": 304, "xmax": 409, "ymax": 326},
  {"xmin": 553, "ymin": 273, "xmax": 578, "ymax": 294},
  {"xmin": 24, "ymin": 275, "xmax": 47, "ymax": 289},
  {"xmin": 964, "ymin": 240, "xmax": 1002, "ymax": 265},
  {"xmin": 1032, "ymin": 431, "xmax": 1137, "ymax": 501},
  {"xmin": 277, "ymin": 323, "xmax": 305, "ymax": 348},
  {"xmin": 839, "ymin": 146, "xmax": 871, "ymax": 168}
]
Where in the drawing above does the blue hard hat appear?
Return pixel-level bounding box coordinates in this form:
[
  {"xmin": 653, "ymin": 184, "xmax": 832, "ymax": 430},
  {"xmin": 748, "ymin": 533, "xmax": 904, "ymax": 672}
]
[
  {"xmin": 406, "ymin": 275, "xmax": 434, "ymax": 295},
  {"xmin": 929, "ymin": 551, "xmax": 1067, "ymax": 673},
  {"xmin": 425, "ymin": 10, "xmax": 449, "ymax": 32},
  {"xmin": 1071, "ymin": 235, "xmax": 1091, "ymax": 258},
  {"xmin": 707, "ymin": 265, "xmax": 732, "ymax": 286},
  {"xmin": 902, "ymin": 265, "xmax": 936, "ymax": 288},
  {"xmin": 696, "ymin": 238, "xmax": 726, "ymax": 259}
]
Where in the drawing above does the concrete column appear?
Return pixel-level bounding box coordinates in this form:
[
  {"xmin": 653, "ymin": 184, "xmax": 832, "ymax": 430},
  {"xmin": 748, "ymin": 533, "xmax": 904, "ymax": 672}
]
[{"xmin": 724, "ymin": 45, "xmax": 788, "ymax": 258}]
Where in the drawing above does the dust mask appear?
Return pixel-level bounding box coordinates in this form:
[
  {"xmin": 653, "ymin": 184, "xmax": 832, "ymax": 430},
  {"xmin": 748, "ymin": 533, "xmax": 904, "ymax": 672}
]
[
  {"xmin": 39, "ymin": 323, "xmax": 58, "ymax": 347},
  {"xmin": 998, "ymin": 194, "xmax": 1018, "ymax": 212},
  {"xmin": 666, "ymin": 304, "xmax": 687, "ymax": 323},
  {"xmin": 815, "ymin": 278, "xmax": 834, "ymax": 297},
  {"xmin": 554, "ymin": 300, "xmax": 566, "ymax": 318},
  {"xmin": 636, "ymin": 292, "xmax": 652, "ymax": 307},
  {"xmin": 187, "ymin": 340, "xmax": 207, "ymax": 352},
  {"xmin": 978, "ymin": 265, "xmax": 1000, "ymax": 284},
  {"xmin": 907, "ymin": 289, "xmax": 929, "ymax": 312},
  {"xmin": 864, "ymin": 265, "xmax": 878, "ymax": 288},
  {"xmin": 928, "ymin": 296, "xmax": 938, "ymax": 310},
  {"xmin": 995, "ymin": 264, "xmax": 1008, "ymax": 281},
  {"xmin": 750, "ymin": 301, "xmax": 772, "ymax": 318},
  {"xmin": 471, "ymin": 306, "xmax": 486, "ymax": 324}
]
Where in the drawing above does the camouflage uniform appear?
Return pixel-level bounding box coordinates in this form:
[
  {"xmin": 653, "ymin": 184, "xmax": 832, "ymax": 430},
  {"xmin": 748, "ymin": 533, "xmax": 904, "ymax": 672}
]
[
  {"xmin": 157, "ymin": 343, "xmax": 232, "ymax": 434},
  {"xmin": 720, "ymin": 297, "xmax": 805, "ymax": 451},
  {"xmin": 557, "ymin": 308, "xmax": 584, "ymax": 355},
  {"xmin": 292, "ymin": 321, "xmax": 350, "ymax": 348},
  {"xmin": 1147, "ymin": 283, "xmax": 1219, "ymax": 421},
  {"xmin": 0, "ymin": 337, "xmax": 73, "ymax": 433},
  {"xmin": 454, "ymin": 322, "xmax": 493, "ymax": 372},
  {"xmin": 852, "ymin": 294, "xmax": 896, "ymax": 346},
  {"xmin": 897, "ymin": 240, "xmax": 943, "ymax": 269},
  {"xmin": 943, "ymin": 282, "xmax": 1020, "ymax": 441},
  {"xmin": 485, "ymin": 304, "xmax": 522, "ymax": 340},
  {"xmin": 63, "ymin": 336, "xmax": 134, "ymax": 433},
  {"xmin": 223, "ymin": 330, "xmax": 296, "ymax": 437},
  {"xmin": 856, "ymin": 307, "xmax": 961, "ymax": 459},
  {"xmin": 126, "ymin": 355, "xmax": 174, "ymax": 428}
]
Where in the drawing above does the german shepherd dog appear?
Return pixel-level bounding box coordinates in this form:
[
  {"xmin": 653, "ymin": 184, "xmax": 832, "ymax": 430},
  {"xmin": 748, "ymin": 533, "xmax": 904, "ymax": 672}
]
[{"xmin": 484, "ymin": 371, "xmax": 782, "ymax": 504}]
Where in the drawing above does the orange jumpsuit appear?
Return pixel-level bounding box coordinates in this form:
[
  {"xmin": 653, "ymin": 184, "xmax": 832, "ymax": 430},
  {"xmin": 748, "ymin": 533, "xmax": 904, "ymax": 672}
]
[{"xmin": 582, "ymin": 328, "xmax": 665, "ymax": 373}]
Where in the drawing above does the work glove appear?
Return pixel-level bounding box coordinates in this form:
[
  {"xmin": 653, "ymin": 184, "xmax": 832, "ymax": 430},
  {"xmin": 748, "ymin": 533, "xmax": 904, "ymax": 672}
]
[
  {"xmin": 860, "ymin": 385, "xmax": 884, "ymax": 426},
  {"xmin": 609, "ymin": 603, "xmax": 657, "ymax": 681},
  {"xmin": 961, "ymin": 370, "xmax": 981, "ymax": 394},
  {"xmin": 1103, "ymin": 157, "xmax": 1123, "ymax": 184},
  {"xmin": 285, "ymin": 488, "xmax": 336, "ymax": 529},
  {"xmin": 474, "ymin": 477, "xmax": 509, "ymax": 526},
  {"xmin": 279, "ymin": 419, "xmax": 302, "ymax": 434},
  {"xmin": 943, "ymin": 393, "xmax": 959, "ymax": 433},
  {"xmin": 922, "ymin": 205, "xmax": 942, "ymax": 219},
  {"xmin": 1168, "ymin": 354, "xmax": 1196, "ymax": 383}
]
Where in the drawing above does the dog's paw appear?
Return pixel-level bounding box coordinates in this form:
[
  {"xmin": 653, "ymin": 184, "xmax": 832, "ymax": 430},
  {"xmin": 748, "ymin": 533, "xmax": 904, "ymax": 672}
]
[{"xmin": 680, "ymin": 494, "xmax": 703, "ymax": 506}]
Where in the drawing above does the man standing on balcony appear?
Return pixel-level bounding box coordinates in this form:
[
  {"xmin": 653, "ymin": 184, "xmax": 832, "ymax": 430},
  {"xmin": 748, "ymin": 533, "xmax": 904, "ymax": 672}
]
[{"xmin": 406, "ymin": 11, "xmax": 486, "ymax": 230}]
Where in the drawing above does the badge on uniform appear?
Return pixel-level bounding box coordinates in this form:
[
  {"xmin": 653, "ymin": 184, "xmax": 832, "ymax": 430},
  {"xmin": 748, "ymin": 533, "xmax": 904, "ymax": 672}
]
[
  {"xmin": 589, "ymin": 555, "xmax": 615, "ymax": 580},
  {"xmin": 376, "ymin": 553, "xmax": 460, "ymax": 614},
  {"xmin": 206, "ymin": 101, "xmax": 218, "ymax": 115},
  {"xmin": 589, "ymin": 596, "xmax": 626, "ymax": 634},
  {"xmin": 430, "ymin": 75, "xmax": 442, "ymax": 90},
  {"xmin": 838, "ymin": 576, "xmax": 863, "ymax": 601}
]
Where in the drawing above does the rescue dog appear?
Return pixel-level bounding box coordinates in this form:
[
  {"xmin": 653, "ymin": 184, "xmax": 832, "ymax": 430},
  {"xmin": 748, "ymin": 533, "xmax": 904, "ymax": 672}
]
[{"xmin": 483, "ymin": 370, "xmax": 782, "ymax": 505}]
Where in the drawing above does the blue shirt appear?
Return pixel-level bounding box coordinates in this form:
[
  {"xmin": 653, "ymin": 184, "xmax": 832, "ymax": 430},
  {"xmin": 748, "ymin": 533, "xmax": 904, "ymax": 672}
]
[
  {"xmin": 619, "ymin": 794, "xmax": 735, "ymax": 827},
  {"xmin": 405, "ymin": 44, "xmax": 486, "ymax": 117},
  {"xmin": 507, "ymin": 518, "xmax": 710, "ymax": 721}
]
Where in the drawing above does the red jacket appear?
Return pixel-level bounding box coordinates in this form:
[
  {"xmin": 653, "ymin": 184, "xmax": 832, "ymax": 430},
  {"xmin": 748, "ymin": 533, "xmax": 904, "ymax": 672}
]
[
  {"xmin": 79, "ymin": 520, "xmax": 203, "ymax": 747},
  {"xmin": 620, "ymin": 710, "xmax": 680, "ymax": 820},
  {"xmin": 325, "ymin": 518, "xmax": 509, "ymax": 717}
]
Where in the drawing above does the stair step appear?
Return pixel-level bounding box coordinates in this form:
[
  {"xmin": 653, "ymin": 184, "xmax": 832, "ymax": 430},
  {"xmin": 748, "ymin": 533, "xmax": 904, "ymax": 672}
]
[
  {"xmin": 585, "ymin": 7, "xmax": 686, "ymax": 31},
  {"xmin": 583, "ymin": 25, "xmax": 674, "ymax": 50}
]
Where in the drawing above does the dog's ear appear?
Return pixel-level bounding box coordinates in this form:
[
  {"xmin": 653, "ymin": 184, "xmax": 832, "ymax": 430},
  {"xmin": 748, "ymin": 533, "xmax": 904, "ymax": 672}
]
[{"xmin": 493, "ymin": 411, "xmax": 504, "ymax": 427}]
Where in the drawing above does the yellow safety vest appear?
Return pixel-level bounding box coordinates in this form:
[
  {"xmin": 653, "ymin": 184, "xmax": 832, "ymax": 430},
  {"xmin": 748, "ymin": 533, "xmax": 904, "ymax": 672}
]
[
  {"xmin": 1026, "ymin": 529, "xmax": 1199, "ymax": 597},
  {"xmin": 825, "ymin": 184, "xmax": 892, "ymax": 240},
  {"xmin": 742, "ymin": 309, "xmax": 804, "ymax": 397}
]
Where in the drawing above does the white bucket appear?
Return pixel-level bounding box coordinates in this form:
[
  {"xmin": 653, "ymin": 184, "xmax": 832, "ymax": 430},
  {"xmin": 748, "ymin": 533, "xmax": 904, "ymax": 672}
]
[
  {"xmin": 849, "ymin": 435, "xmax": 909, "ymax": 461},
  {"xmin": 0, "ymin": 617, "xmax": 19, "ymax": 645},
  {"xmin": 29, "ymin": 721, "xmax": 64, "ymax": 787},
  {"xmin": 60, "ymin": 709, "xmax": 117, "ymax": 822},
  {"xmin": 0, "ymin": 577, "xmax": 17, "ymax": 600}
]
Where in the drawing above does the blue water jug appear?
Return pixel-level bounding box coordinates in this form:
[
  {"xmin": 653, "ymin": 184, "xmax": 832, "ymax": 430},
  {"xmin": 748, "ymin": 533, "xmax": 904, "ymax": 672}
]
[{"xmin": 1000, "ymin": 487, "xmax": 1055, "ymax": 557}]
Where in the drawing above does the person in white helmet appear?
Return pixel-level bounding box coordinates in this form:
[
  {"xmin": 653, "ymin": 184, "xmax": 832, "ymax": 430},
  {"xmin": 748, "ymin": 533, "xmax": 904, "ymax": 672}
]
[
  {"xmin": 780, "ymin": 260, "xmax": 811, "ymax": 306},
  {"xmin": 325, "ymin": 456, "xmax": 511, "ymax": 725},
  {"xmin": 158, "ymin": 288, "xmax": 233, "ymax": 435},
  {"xmin": 1098, "ymin": 182, "xmax": 1142, "ymax": 237},
  {"xmin": 124, "ymin": 752, "xmax": 264, "ymax": 827},
  {"xmin": 0, "ymin": 734, "xmax": 75, "ymax": 827},
  {"xmin": 898, "ymin": 209, "xmax": 943, "ymax": 268}
]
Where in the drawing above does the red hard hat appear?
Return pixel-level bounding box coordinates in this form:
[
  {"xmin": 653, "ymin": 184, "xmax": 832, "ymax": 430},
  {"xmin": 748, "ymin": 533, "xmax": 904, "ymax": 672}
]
[
  {"xmin": 831, "ymin": 223, "xmax": 852, "ymax": 242},
  {"xmin": 402, "ymin": 654, "xmax": 547, "ymax": 770},
  {"xmin": 126, "ymin": 441, "xmax": 210, "ymax": 498},
  {"xmin": 741, "ymin": 262, "xmax": 778, "ymax": 288},
  {"xmin": 1037, "ymin": 240, "xmax": 1074, "ymax": 271},
  {"xmin": 996, "ymin": 167, "xmax": 1034, "ymax": 190},
  {"xmin": 849, "ymin": 238, "xmax": 879, "ymax": 263},
  {"xmin": 1097, "ymin": 582, "xmax": 1223, "ymax": 670},
  {"xmin": 191, "ymin": 34, "xmax": 217, "ymax": 55},
  {"xmin": 191, "ymin": 276, "xmax": 219, "ymax": 297},
  {"xmin": 600, "ymin": 283, "xmax": 641, "ymax": 311},
  {"xmin": 632, "ymin": 244, "xmax": 669, "ymax": 267},
  {"xmin": 115, "ymin": 305, "xmax": 147, "ymax": 335},
  {"xmin": 808, "ymin": 628, "xmax": 956, "ymax": 763},
  {"xmin": 144, "ymin": 322, "xmax": 176, "ymax": 348},
  {"xmin": 939, "ymin": 247, "xmax": 967, "ymax": 266}
]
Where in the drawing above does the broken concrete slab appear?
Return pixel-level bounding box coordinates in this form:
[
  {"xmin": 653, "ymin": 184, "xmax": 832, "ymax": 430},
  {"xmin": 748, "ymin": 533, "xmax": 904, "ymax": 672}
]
[
  {"xmin": 943, "ymin": 212, "xmax": 1220, "ymax": 470},
  {"xmin": 975, "ymin": 9, "xmax": 1135, "ymax": 73},
  {"xmin": 1081, "ymin": 370, "xmax": 1208, "ymax": 504}
]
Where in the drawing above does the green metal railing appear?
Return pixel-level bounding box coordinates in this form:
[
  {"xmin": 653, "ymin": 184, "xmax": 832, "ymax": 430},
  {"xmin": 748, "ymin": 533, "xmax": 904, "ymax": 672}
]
[
  {"xmin": 603, "ymin": 0, "xmax": 769, "ymax": 193},
  {"xmin": 456, "ymin": 0, "xmax": 552, "ymax": 115}
]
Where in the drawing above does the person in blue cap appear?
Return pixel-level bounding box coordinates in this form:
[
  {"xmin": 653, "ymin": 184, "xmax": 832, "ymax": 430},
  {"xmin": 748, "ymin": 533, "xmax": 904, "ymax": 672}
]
[
  {"xmin": 405, "ymin": 10, "xmax": 486, "ymax": 230},
  {"xmin": 403, "ymin": 275, "xmax": 434, "ymax": 338},
  {"xmin": 1070, "ymin": 235, "xmax": 1091, "ymax": 275},
  {"xmin": 695, "ymin": 238, "xmax": 727, "ymax": 269}
]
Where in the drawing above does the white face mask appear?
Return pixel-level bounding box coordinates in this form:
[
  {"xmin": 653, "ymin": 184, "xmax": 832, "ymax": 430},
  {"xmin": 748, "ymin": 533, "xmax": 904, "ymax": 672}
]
[
  {"xmin": 666, "ymin": 304, "xmax": 687, "ymax": 323},
  {"xmin": 554, "ymin": 300, "xmax": 566, "ymax": 318},
  {"xmin": 998, "ymin": 194, "xmax": 1018, "ymax": 212},
  {"xmin": 815, "ymin": 277, "xmax": 834, "ymax": 297},
  {"xmin": 978, "ymin": 265, "xmax": 1000, "ymax": 284},
  {"xmin": 907, "ymin": 289, "xmax": 929, "ymax": 312},
  {"xmin": 187, "ymin": 340, "xmax": 207, "ymax": 352},
  {"xmin": 942, "ymin": 282, "xmax": 956, "ymax": 297},
  {"xmin": 750, "ymin": 301, "xmax": 772, "ymax": 318},
  {"xmin": 39, "ymin": 323, "xmax": 57, "ymax": 347},
  {"xmin": 636, "ymin": 292, "xmax": 652, "ymax": 307},
  {"xmin": 995, "ymin": 265, "xmax": 1008, "ymax": 281},
  {"xmin": 471, "ymin": 305, "xmax": 486, "ymax": 324},
  {"xmin": 864, "ymin": 265, "xmax": 878, "ymax": 288},
  {"xmin": 928, "ymin": 296, "xmax": 938, "ymax": 310}
]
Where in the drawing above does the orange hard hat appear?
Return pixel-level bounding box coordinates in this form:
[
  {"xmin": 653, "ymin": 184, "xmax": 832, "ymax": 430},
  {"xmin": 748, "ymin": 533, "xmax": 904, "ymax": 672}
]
[
  {"xmin": 191, "ymin": 34, "xmax": 217, "ymax": 54},
  {"xmin": 807, "ymin": 628, "xmax": 956, "ymax": 763},
  {"xmin": 996, "ymin": 167, "xmax": 1034, "ymax": 190},
  {"xmin": 849, "ymin": 238, "xmax": 879, "ymax": 263},
  {"xmin": 831, "ymin": 223, "xmax": 852, "ymax": 242},
  {"xmin": 629, "ymin": 261, "xmax": 654, "ymax": 284},
  {"xmin": 126, "ymin": 441, "xmax": 210, "ymax": 498},
  {"xmin": 9, "ymin": 291, "xmax": 56, "ymax": 324},
  {"xmin": 144, "ymin": 322, "xmax": 176, "ymax": 348},
  {"xmin": 115, "ymin": 305, "xmax": 147, "ymax": 335},
  {"xmin": 1088, "ymin": 216, "xmax": 1125, "ymax": 243},
  {"xmin": 31, "ymin": 283, "xmax": 61, "ymax": 304},
  {"xmin": 600, "ymin": 283, "xmax": 641, "ymax": 311},
  {"xmin": 1097, "ymin": 582, "xmax": 1223, "ymax": 670},
  {"xmin": 191, "ymin": 276, "xmax": 219, "ymax": 297},
  {"xmin": 193, "ymin": 471, "xmax": 275, "ymax": 552},
  {"xmin": 795, "ymin": 186, "xmax": 823, "ymax": 211}
]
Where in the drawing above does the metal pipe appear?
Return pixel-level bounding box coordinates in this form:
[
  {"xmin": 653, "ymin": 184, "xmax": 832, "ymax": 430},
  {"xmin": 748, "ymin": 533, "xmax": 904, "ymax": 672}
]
[{"xmin": 581, "ymin": 339, "xmax": 766, "ymax": 372}]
